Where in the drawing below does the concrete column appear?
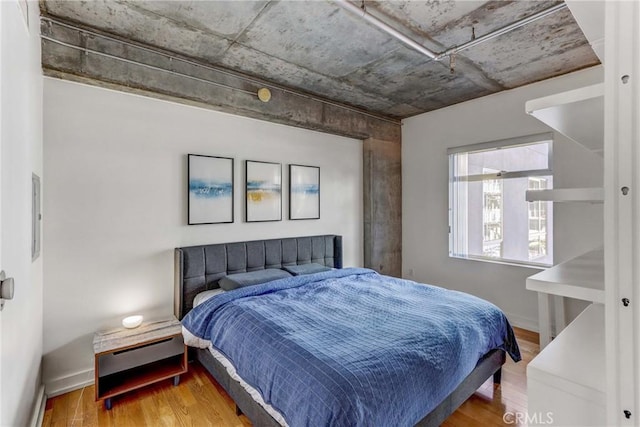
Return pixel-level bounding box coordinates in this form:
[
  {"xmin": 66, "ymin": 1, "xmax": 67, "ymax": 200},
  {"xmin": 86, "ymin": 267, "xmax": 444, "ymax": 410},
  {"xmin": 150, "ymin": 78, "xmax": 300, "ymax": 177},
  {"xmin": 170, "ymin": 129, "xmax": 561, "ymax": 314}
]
[{"xmin": 364, "ymin": 138, "xmax": 402, "ymax": 277}]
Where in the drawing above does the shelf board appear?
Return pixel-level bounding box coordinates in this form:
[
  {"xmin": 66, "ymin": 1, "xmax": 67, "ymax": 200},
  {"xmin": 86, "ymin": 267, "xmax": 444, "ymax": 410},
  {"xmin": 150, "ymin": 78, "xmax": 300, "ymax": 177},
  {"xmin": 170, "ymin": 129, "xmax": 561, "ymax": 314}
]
[
  {"xmin": 527, "ymin": 303, "xmax": 605, "ymax": 400},
  {"xmin": 526, "ymin": 248, "xmax": 604, "ymax": 303},
  {"xmin": 525, "ymin": 187, "xmax": 604, "ymax": 203},
  {"xmin": 97, "ymin": 355, "xmax": 187, "ymax": 400},
  {"xmin": 526, "ymin": 83, "xmax": 603, "ymax": 155}
]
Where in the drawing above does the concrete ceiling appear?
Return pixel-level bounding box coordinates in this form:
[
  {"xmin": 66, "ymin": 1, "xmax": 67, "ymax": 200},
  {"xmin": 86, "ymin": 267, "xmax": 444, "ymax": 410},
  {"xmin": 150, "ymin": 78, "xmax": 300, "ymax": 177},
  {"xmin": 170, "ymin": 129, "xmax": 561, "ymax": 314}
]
[{"xmin": 40, "ymin": 0, "xmax": 599, "ymax": 119}]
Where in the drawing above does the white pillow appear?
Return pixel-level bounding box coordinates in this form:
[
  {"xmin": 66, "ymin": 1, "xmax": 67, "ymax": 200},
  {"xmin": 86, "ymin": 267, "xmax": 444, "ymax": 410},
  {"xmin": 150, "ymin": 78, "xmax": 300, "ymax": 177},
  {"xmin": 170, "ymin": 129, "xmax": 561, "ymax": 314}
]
[{"xmin": 193, "ymin": 288, "xmax": 225, "ymax": 307}]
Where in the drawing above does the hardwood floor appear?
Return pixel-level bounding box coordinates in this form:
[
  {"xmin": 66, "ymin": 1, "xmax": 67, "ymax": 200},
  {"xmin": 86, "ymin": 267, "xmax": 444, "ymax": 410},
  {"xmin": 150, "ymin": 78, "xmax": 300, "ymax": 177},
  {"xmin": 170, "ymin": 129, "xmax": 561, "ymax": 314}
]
[
  {"xmin": 441, "ymin": 327, "xmax": 539, "ymax": 427},
  {"xmin": 43, "ymin": 328, "xmax": 539, "ymax": 427}
]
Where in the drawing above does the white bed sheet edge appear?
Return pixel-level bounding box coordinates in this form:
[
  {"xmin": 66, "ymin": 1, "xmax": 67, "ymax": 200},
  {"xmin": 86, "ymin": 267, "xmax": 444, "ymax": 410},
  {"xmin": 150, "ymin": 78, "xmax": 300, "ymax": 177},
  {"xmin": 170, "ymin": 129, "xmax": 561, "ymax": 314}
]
[{"xmin": 181, "ymin": 326, "xmax": 288, "ymax": 426}]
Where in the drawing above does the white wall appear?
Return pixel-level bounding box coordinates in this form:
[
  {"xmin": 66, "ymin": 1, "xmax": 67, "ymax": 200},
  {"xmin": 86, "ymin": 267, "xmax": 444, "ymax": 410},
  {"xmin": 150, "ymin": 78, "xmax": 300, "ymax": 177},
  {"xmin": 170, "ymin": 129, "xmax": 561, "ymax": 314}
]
[
  {"xmin": 402, "ymin": 66, "xmax": 604, "ymax": 331},
  {"xmin": 42, "ymin": 78, "xmax": 363, "ymax": 395},
  {"xmin": 0, "ymin": 1, "xmax": 44, "ymax": 425}
]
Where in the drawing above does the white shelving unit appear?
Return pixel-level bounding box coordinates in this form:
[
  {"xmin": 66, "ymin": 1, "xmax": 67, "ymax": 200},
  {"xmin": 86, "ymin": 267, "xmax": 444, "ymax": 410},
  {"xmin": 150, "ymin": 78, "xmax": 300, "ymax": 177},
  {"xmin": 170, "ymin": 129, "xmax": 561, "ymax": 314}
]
[
  {"xmin": 526, "ymin": 248, "xmax": 604, "ymax": 303},
  {"xmin": 524, "ymin": 82, "xmax": 604, "ymax": 209},
  {"xmin": 526, "ymin": 248, "xmax": 604, "ymax": 348},
  {"xmin": 527, "ymin": 303, "xmax": 606, "ymax": 426},
  {"xmin": 524, "ymin": 81, "xmax": 605, "ymax": 344},
  {"xmin": 525, "ymin": 79, "xmax": 606, "ymax": 424},
  {"xmin": 525, "ymin": 83, "xmax": 603, "ymax": 156}
]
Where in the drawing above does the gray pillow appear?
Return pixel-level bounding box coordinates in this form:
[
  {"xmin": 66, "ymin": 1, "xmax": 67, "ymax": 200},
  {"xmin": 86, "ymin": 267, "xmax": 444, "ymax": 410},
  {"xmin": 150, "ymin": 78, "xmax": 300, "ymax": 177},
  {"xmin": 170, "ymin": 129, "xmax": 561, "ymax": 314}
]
[
  {"xmin": 282, "ymin": 263, "xmax": 331, "ymax": 276},
  {"xmin": 219, "ymin": 269, "xmax": 293, "ymax": 291}
]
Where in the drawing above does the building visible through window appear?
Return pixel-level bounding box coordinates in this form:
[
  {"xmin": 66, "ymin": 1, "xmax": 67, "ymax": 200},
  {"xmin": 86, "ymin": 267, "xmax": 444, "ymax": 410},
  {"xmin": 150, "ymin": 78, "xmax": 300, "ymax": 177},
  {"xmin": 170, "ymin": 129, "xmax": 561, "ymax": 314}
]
[
  {"xmin": 482, "ymin": 169, "xmax": 503, "ymax": 258},
  {"xmin": 528, "ymin": 177, "xmax": 548, "ymax": 260},
  {"xmin": 449, "ymin": 134, "xmax": 553, "ymax": 267}
]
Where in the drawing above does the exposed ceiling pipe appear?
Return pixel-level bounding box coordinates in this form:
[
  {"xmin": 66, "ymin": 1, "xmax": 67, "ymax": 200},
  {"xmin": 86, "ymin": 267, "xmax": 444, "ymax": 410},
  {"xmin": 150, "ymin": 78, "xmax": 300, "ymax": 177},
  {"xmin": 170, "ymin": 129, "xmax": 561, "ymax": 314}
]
[
  {"xmin": 436, "ymin": 2, "xmax": 568, "ymax": 60},
  {"xmin": 334, "ymin": 0, "xmax": 438, "ymax": 59},
  {"xmin": 334, "ymin": 0, "xmax": 568, "ymax": 62},
  {"xmin": 40, "ymin": 17, "xmax": 401, "ymax": 124}
]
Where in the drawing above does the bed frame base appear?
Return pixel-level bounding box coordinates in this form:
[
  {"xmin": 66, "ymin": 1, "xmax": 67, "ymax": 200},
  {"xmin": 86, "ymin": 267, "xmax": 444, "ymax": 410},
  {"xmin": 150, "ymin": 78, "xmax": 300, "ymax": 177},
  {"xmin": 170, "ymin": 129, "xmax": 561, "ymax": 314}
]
[
  {"xmin": 416, "ymin": 349, "xmax": 506, "ymax": 426},
  {"xmin": 195, "ymin": 348, "xmax": 282, "ymax": 427},
  {"xmin": 493, "ymin": 367, "xmax": 502, "ymax": 385},
  {"xmin": 195, "ymin": 347, "xmax": 506, "ymax": 427}
]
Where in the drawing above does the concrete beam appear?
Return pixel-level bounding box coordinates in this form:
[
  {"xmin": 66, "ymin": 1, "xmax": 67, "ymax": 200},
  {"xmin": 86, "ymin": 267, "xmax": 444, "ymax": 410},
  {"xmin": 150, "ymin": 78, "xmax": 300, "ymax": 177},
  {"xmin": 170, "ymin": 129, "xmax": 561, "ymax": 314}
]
[
  {"xmin": 41, "ymin": 17, "xmax": 403, "ymax": 275},
  {"xmin": 40, "ymin": 18, "xmax": 401, "ymax": 140}
]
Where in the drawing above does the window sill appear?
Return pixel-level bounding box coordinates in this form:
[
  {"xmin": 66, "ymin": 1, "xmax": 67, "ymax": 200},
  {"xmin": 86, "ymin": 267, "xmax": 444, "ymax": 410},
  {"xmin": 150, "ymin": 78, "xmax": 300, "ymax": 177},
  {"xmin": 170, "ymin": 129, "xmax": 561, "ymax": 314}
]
[{"xmin": 449, "ymin": 254, "xmax": 550, "ymax": 270}]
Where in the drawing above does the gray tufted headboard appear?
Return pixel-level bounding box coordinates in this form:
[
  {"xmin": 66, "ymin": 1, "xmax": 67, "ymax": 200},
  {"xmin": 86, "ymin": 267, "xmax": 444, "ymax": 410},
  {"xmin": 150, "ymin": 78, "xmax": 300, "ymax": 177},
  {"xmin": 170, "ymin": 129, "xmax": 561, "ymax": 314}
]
[{"xmin": 174, "ymin": 235, "xmax": 343, "ymax": 319}]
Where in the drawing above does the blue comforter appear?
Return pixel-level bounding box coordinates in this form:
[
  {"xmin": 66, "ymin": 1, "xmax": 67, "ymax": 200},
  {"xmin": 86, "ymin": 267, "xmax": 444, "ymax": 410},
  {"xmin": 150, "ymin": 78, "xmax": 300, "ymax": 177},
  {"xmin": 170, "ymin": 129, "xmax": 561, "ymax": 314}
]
[{"xmin": 182, "ymin": 268, "xmax": 521, "ymax": 427}]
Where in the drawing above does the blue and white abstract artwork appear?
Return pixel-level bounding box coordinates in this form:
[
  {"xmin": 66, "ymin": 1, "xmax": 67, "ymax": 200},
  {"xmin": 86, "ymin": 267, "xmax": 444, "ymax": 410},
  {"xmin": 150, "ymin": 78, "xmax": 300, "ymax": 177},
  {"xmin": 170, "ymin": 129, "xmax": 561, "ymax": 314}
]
[
  {"xmin": 246, "ymin": 161, "xmax": 282, "ymax": 222},
  {"xmin": 289, "ymin": 164, "xmax": 320, "ymax": 220},
  {"xmin": 188, "ymin": 154, "xmax": 234, "ymax": 224}
]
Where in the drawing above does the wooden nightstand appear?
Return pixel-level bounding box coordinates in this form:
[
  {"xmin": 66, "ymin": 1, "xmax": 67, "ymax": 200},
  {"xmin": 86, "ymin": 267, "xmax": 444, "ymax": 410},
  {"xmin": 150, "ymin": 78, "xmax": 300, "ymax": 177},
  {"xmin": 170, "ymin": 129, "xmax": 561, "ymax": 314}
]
[{"xmin": 93, "ymin": 317, "xmax": 187, "ymax": 410}]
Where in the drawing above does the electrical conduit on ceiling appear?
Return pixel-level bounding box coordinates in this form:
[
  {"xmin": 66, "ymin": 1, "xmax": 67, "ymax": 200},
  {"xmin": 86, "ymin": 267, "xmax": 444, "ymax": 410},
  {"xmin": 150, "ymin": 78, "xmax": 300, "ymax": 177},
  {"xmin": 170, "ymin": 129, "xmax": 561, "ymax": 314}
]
[{"xmin": 333, "ymin": 0, "xmax": 568, "ymax": 62}]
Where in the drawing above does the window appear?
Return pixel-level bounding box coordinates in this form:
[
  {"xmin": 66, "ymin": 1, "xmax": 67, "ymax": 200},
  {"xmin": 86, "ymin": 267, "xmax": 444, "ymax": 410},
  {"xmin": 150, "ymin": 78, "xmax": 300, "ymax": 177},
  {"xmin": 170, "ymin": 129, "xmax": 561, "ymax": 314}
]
[{"xmin": 449, "ymin": 133, "xmax": 553, "ymax": 267}]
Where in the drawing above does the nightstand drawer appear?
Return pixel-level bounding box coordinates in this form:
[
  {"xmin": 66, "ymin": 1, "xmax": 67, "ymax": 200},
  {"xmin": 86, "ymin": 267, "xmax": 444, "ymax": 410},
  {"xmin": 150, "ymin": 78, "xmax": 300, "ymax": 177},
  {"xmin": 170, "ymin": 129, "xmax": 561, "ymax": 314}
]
[{"xmin": 98, "ymin": 335, "xmax": 184, "ymax": 377}]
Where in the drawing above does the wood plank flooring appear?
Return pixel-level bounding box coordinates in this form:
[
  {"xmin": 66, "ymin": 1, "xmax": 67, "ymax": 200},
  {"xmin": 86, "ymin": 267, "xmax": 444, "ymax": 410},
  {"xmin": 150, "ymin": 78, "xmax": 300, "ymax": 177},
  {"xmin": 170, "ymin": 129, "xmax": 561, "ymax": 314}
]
[{"xmin": 43, "ymin": 327, "xmax": 538, "ymax": 427}]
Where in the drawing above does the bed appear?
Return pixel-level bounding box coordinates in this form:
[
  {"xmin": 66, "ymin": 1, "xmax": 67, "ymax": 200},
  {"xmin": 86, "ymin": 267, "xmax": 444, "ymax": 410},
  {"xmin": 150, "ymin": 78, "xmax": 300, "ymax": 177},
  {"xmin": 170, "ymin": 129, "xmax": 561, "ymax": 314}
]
[{"xmin": 175, "ymin": 235, "xmax": 520, "ymax": 426}]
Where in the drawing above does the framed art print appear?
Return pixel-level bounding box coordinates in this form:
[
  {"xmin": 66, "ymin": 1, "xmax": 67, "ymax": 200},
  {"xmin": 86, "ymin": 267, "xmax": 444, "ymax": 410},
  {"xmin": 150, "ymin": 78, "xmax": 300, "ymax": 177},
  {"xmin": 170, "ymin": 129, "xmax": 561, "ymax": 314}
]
[
  {"xmin": 289, "ymin": 164, "xmax": 320, "ymax": 220},
  {"xmin": 188, "ymin": 154, "xmax": 234, "ymax": 225},
  {"xmin": 246, "ymin": 160, "xmax": 282, "ymax": 222}
]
